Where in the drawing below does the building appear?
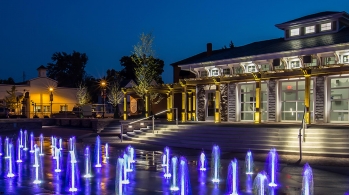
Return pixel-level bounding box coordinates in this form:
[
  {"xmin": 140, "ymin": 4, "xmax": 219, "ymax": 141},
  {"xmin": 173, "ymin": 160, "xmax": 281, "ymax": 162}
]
[
  {"xmin": 168, "ymin": 11, "xmax": 349, "ymax": 124},
  {"xmin": 0, "ymin": 66, "xmax": 78, "ymax": 118}
]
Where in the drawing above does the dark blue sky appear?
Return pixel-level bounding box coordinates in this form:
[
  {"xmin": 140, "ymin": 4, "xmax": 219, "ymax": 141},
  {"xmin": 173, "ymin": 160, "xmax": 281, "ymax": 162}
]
[{"xmin": 1, "ymin": 1, "xmax": 348, "ymax": 84}]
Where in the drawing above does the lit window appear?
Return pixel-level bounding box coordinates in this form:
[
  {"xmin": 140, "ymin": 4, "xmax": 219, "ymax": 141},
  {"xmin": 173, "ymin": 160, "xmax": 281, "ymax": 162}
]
[
  {"xmin": 246, "ymin": 65, "xmax": 256, "ymax": 73},
  {"xmin": 200, "ymin": 71, "xmax": 207, "ymax": 77},
  {"xmin": 343, "ymin": 55, "xmax": 349, "ymax": 63},
  {"xmin": 305, "ymin": 26, "xmax": 315, "ymax": 34},
  {"xmin": 290, "ymin": 28, "xmax": 300, "ymax": 36},
  {"xmin": 321, "ymin": 22, "xmax": 331, "ymax": 31},
  {"xmin": 290, "ymin": 61, "xmax": 300, "ymax": 68},
  {"xmin": 43, "ymin": 106, "xmax": 51, "ymax": 112},
  {"xmin": 211, "ymin": 69, "xmax": 219, "ymax": 76},
  {"xmin": 60, "ymin": 105, "xmax": 68, "ymax": 111},
  {"xmin": 323, "ymin": 57, "xmax": 335, "ymax": 65},
  {"xmin": 223, "ymin": 68, "xmax": 230, "ymax": 75}
]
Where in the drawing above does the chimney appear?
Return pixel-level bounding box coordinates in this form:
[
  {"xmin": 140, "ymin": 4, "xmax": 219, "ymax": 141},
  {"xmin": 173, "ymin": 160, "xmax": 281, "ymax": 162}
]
[{"xmin": 206, "ymin": 43, "xmax": 212, "ymax": 56}]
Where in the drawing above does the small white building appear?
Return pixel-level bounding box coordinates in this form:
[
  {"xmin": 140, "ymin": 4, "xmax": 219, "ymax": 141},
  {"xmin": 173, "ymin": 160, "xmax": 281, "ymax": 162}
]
[{"xmin": 0, "ymin": 66, "xmax": 78, "ymax": 118}]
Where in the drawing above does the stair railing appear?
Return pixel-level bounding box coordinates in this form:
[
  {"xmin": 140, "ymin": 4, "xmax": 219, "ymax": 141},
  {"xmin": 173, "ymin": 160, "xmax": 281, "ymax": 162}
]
[
  {"xmin": 298, "ymin": 106, "xmax": 307, "ymax": 161},
  {"xmin": 120, "ymin": 108, "xmax": 178, "ymax": 142}
]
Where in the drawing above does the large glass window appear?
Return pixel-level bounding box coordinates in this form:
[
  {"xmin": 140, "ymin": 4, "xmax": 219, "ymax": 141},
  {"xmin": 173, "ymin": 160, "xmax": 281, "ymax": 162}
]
[
  {"xmin": 211, "ymin": 69, "xmax": 219, "ymax": 76},
  {"xmin": 281, "ymin": 80, "xmax": 313, "ymax": 121},
  {"xmin": 343, "ymin": 55, "xmax": 349, "ymax": 63},
  {"xmin": 240, "ymin": 83, "xmax": 268, "ymax": 121},
  {"xmin": 329, "ymin": 77, "xmax": 349, "ymax": 122},
  {"xmin": 201, "ymin": 71, "xmax": 208, "ymax": 77},
  {"xmin": 223, "ymin": 68, "xmax": 230, "ymax": 75}
]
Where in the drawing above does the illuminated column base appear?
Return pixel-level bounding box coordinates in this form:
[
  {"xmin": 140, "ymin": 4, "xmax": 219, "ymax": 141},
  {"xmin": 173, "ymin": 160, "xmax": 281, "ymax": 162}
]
[
  {"xmin": 181, "ymin": 112, "xmax": 186, "ymax": 122},
  {"xmin": 254, "ymin": 112, "xmax": 261, "ymax": 124},
  {"xmin": 214, "ymin": 112, "xmax": 220, "ymax": 123}
]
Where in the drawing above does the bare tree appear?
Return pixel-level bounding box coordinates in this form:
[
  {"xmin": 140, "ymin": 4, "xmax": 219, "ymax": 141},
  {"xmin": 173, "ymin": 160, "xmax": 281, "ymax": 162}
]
[
  {"xmin": 76, "ymin": 84, "xmax": 91, "ymax": 105},
  {"xmin": 107, "ymin": 81, "xmax": 124, "ymax": 118},
  {"xmin": 5, "ymin": 86, "xmax": 24, "ymax": 115},
  {"xmin": 131, "ymin": 32, "xmax": 164, "ymax": 114}
]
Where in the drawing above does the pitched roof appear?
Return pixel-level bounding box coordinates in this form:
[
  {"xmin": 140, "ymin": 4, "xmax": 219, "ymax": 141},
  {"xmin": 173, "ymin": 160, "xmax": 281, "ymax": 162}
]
[
  {"xmin": 172, "ymin": 27, "xmax": 349, "ymax": 66},
  {"xmin": 36, "ymin": 65, "xmax": 47, "ymax": 70},
  {"xmin": 277, "ymin": 11, "xmax": 342, "ymax": 25}
]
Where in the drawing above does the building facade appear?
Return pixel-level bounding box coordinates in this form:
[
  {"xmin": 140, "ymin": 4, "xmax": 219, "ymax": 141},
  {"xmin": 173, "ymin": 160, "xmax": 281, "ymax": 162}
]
[
  {"xmin": 168, "ymin": 11, "xmax": 349, "ymax": 124},
  {"xmin": 0, "ymin": 66, "xmax": 78, "ymax": 118}
]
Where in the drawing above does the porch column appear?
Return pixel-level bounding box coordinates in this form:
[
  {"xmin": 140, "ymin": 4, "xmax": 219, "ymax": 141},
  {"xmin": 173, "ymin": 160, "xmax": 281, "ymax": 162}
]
[
  {"xmin": 122, "ymin": 90, "xmax": 128, "ymax": 120},
  {"xmin": 145, "ymin": 93, "xmax": 149, "ymax": 117},
  {"xmin": 215, "ymin": 83, "xmax": 221, "ymax": 123},
  {"xmin": 254, "ymin": 79, "xmax": 261, "ymax": 124},
  {"xmin": 192, "ymin": 89, "xmax": 196, "ymax": 121},
  {"xmin": 166, "ymin": 91, "xmax": 173, "ymax": 121},
  {"xmin": 187, "ymin": 91, "xmax": 192, "ymax": 120},
  {"xmin": 305, "ymin": 75, "xmax": 311, "ymax": 124},
  {"xmin": 181, "ymin": 87, "xmax": 187, "ymax": 122}
]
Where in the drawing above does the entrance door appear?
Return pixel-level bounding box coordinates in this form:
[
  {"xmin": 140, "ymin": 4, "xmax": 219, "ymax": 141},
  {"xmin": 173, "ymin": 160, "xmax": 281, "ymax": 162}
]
[{"xmin": 206, "ymin": 91, "xmax": 215, "ymax": 120}]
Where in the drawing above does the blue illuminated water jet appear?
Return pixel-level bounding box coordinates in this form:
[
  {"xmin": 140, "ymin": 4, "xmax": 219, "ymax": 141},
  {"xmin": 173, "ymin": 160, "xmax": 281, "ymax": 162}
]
[
  {"xmin": 54, "ymin": 145, "xmax": 61, "ymax": 173},
  {"xmin": 302, "ymin": 163, "xmax": 313, "ymax": 195},
  {"xmin": 170, "ymin": 156, "xmax": 179, "ymax": 191},
  {"xmin": 267, "ymin": 148, "xmax": 278, "ymax": 187},
  {"xmin": 245, "ymin": 150, "xmax": 253, "ymax": 175},
  {"xmin": 211, "ymin": 145, "xmax": 220, "ymax": 183},
  {"xmin": 198, "ymin": 151, "xmax": 207, "ymax": 171},
  {"xmin": 4, "ymin": 137, "xmax": 9, "ymax": 159},
  {"xmin": 122, "ymin": 153, "xmax": 129, "ymax": 184},
  {"xmin": 39, "ymin": 134, "xmax": 44, "ymax": 156},
  {"xmin": 127, "ymin": 145, "xmax": 135, "ymax": 163},
  {"xmin": 23, "ymin": 130, "xmax": 28, "ymax": 151},
  {"xmin": 19, "ymin": 129, "xmax": 23, "ymax": 148},
  {"xmin": 16, "ymin": 137, "xmax": 22, "ymax": 163},
  {"xmin": 227, "ymin": 158, "xmax": 239, "ymax": 195},
  {"xmin": 253, "ymin": 171, "xmax": 269, "ymax": 195},
  {"xmin": 0, "ymin": 136, "xmax": 2, "ymax": 156},
  {"xmin": 33, "ymin": 144, "xmax": 41, "ymax": 184},
  {"xmin": 115, "ymin": 157, "xmax": 124, "ymax": 195},
  {"xmin": 84, "ymin": 146, "xmax": 92, "ymax": 178},
  {"xmin": 105, "ymin": 143, "xmax": 109, "ymax": 159},
  {"xmin": 29, "ymin": 132, "xmax": 35, "ymax": 153},
  {"xmin": 67, "ymin": 150, "xmax": 80, "ymax": 192},
  {"xmin": 179, "ymin": 156, "xmax": 191, "ymax": 195},
  {"xmin": 6, "ymin": 142, "xmax": 15, "ymax": 178},
  {"xmin": 94, "ymin": 135, "xmax": 102, "ymax": 167},
  {"xmin": 162, "ymin": 146, "xmax": 170, "ymax": 167}
]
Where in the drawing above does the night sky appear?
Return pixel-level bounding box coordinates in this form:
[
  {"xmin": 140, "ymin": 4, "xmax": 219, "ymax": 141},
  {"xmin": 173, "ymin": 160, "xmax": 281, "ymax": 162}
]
[{"xmin": 0, "ymin": 1, "xmax": 348, "ymax": 84}]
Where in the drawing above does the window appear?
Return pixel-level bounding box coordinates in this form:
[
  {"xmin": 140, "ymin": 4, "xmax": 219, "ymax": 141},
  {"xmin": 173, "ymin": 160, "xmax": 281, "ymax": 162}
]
[
  {"xmin": 290, "ymin": 28, "xmax": 300, "ymax": 36},
  {"xmin": 36, "ymin": 106, "xmax": 41, "ymax": 112},
  {"xmin": 211, "ymin": 69, "xmax": 219, "ymax": 76},
  {"xmin": 200, "ymin": 71, "xmax": 207, "ymax": 77},
  {"xmin": 323, "ymin": 57, "xmax": 335, "ymax": 65},
  {"xmin": 246, "ymin": 64, "xmax": 256, "ymax": 73},
  {"xmin": 260, "ymin": 64, "xmax": 269, "ymax": 71},
  {"xmin": 223, "ymin": 68, "xmax": 230, "ymax": 75},
  {"xmin": 290, "ymin": 61, "xmax": 300, "ymax": 68},
  {"xmin": 305, "ymin": 26, "xmax": 315, "ymax": 34},
  {"xmin": 60, "ymin": 105, "xmax": 68, "ymax": 111},
  {"xmin": 43, "ymin": 106, "xmax": 51, "ymax": 112},
  {"xmin": 321, "ymin": 22, "xmax": 331, "ymax": 31},
  {"xmin": 343, "ymin": 55, "xmax": 349, "ymax": 63}
]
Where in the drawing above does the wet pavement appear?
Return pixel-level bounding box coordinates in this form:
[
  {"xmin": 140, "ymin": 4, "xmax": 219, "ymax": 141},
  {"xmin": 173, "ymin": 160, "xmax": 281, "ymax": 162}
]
[{"xmin": 0, "ymin": 128, "xmax": 348, "ymax": 194}]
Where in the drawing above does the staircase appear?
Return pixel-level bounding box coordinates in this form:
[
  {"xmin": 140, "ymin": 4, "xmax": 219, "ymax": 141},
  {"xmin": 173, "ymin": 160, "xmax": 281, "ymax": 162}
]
[
  {"xmin": 82, "ymin": 120, "xmax": 122, "ymax": 143},
  {"xmin": 121, "ymin": 123, "xmax": 349, "ymax": 157}
]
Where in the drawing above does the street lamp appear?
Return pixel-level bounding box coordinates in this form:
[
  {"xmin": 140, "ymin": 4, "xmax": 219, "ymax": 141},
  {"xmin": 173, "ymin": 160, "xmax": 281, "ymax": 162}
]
[
  {"xmin": 49, "ymin": 88, "xmax": 53, "ymax": 116},
  {"xmin": 101, "ymin": 81, "xmax": 106, "ymax": 118}
]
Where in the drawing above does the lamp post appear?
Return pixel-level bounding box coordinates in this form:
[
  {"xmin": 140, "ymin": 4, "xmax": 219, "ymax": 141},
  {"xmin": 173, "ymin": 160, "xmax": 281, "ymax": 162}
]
[
  {"xmin": 49, "ymin": 88, "xmax": 53, "ymax": 116},
  {"xmin": 101, "ymin": 81, "xmax": 106, "ymax": 118},
  {"xmin": 31, "ymin": 100, "xmax": 36, "ymax": 118}
]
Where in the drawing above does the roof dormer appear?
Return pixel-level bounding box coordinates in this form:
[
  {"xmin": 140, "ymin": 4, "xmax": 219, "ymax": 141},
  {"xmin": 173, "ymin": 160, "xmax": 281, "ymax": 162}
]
[{"xmin": 275, "ymin": 11, "xmax": 349, "ymax": 40}]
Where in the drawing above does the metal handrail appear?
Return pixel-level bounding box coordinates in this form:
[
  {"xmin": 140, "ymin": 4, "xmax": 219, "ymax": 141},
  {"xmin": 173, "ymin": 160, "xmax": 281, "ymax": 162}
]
[
  {"xmin": 298, "ymin": 106, "xmax": 307, "ymax": 161},
  {"xmin": 120, "ymin": 108, "xmax": 178, "ymax": 142}
]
